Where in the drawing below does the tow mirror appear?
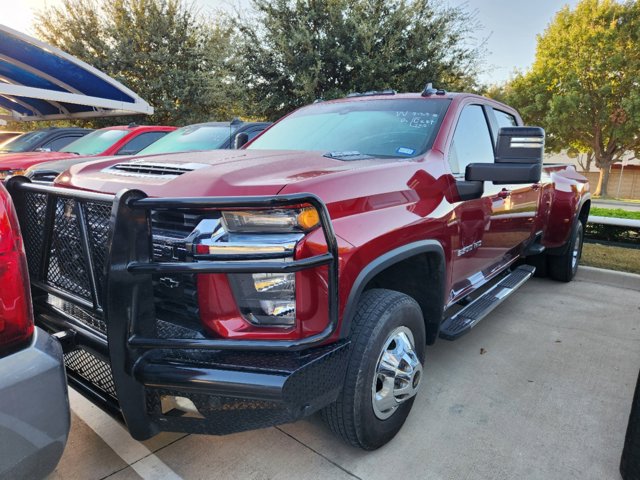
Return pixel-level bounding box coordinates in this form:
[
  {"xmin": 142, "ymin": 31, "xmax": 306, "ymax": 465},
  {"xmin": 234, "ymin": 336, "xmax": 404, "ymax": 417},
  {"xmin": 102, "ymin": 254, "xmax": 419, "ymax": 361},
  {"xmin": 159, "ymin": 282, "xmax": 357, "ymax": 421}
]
[
  {"xmin": 466, "ymin": 126, "xmax": 544, "ymax": 184},
  {"xmin": 233, "ymin": 132, "xmax": 249, "ymax": 149}
]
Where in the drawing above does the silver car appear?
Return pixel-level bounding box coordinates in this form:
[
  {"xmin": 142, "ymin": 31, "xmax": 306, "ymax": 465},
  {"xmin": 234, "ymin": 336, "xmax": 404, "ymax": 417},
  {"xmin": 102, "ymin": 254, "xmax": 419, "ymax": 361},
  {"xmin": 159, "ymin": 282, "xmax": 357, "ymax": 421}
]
[{"xmin": 0, "ymin": 182, "xmax": 69, "ymax": 478}]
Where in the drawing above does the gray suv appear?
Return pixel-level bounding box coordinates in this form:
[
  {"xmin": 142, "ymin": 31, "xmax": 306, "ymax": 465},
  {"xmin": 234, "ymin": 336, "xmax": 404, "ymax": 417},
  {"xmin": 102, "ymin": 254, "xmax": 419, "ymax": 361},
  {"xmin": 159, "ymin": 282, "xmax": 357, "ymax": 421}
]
[{"xmin": 0, "ymin": 182, "xmax": 69, "ymax": 478}]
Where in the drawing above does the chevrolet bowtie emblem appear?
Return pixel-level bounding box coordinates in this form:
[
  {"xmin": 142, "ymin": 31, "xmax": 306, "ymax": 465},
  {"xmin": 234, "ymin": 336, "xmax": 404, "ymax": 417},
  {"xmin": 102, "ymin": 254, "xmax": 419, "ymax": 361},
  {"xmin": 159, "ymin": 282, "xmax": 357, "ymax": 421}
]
[{"xmin": 159, "ymin": 277, "xmax": 180, "ymax": 289}]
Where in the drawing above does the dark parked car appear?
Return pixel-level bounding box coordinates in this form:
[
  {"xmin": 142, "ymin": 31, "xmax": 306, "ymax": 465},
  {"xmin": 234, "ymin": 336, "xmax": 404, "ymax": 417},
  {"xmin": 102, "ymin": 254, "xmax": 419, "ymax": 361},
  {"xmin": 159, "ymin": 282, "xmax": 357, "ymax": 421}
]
[
  {"xmin": 0, "ymin": 127, "xmax": 91, "ymax": 155},
  {"xmin": 0, "ymin": 182, "xmax": 69, "ymax": 477},
  {"xmin": 0, "ymin": 124, "xmax": 175, "ymax": 181},
  {"xmin": 25, "ymin": 120, "xmax": 270, "ymax": 182},
  {"xmin": 621, "ymin": 369, "xmax": 640, "ymax": 479}
]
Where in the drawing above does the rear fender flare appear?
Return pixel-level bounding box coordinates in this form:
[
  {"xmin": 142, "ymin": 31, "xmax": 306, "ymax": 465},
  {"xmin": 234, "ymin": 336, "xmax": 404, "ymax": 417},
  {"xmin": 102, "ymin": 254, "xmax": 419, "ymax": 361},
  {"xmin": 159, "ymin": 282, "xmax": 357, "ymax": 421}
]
[{"xmin": 547, "ymin": 192, "xmax": 591, "ymax": 256}]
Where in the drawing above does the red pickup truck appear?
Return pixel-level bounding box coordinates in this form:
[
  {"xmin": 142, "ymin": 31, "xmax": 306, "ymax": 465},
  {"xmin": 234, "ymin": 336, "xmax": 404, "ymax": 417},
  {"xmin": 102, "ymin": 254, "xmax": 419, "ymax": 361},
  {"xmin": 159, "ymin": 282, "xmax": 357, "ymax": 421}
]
[{"xmin": 7, "ymin": 88, "xmax": 590, "ymax": 450}]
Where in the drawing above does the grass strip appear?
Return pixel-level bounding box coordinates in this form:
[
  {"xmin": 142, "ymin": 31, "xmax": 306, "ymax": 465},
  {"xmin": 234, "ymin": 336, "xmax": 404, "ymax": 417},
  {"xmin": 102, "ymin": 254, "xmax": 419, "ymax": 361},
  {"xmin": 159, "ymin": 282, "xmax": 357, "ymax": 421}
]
[
  {"xmin": 582, "ymin": 242, "xmax": 640, "ymax": 274},
  {"xmin": 590, "ymin": 207, "xmax": 640, "ymax": 220}
]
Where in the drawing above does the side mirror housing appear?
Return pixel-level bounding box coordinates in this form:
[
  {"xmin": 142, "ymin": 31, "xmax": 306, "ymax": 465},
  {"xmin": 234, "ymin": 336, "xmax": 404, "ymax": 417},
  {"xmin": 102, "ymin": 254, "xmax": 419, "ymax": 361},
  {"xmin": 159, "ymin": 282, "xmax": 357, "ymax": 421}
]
[
  {"xmin": 495, "ymin": 126, "xmax": 544, "ymax": 164},
  {"xmin": 466, "ymin": 126, "xmax": 544, "ymax": 184},
  {"xmin": 233, "ymin": 132, "xmax": 249, "ymax": 149}
]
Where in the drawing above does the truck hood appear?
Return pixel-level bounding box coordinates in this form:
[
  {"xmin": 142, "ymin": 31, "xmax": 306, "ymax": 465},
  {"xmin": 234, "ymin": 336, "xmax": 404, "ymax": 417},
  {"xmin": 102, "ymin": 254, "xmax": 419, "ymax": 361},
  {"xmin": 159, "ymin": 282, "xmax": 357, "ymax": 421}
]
[
  {"xmin": 56, "ymin": 149, "xmax": 391, "ymax": 197},
  {"xmin": 0, "ymin": 151, "xmax": 78, "ymax": 170}
]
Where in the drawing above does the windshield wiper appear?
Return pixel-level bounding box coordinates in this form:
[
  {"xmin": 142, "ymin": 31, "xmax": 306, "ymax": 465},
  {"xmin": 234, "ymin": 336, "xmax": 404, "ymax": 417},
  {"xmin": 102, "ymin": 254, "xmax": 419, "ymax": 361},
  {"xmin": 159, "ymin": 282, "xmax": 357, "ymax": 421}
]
[{"xmin": 323, "ymin": 151, "xmax": 374, "ymax": 160}]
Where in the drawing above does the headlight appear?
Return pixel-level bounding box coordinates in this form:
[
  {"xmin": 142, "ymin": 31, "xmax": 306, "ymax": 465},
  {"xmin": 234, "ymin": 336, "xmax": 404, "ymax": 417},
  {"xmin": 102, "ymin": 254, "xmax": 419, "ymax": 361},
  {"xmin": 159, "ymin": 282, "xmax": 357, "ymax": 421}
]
[
  {"xmin": 188, "ymin": 209, "xmax": 319, "ymax": 328},
  {"xmin": 222, "ymin": 207, "xmax": 319, "ymax": 233},
  {"xmin": 0, "ymin": 170, "xmax": 25, "ymax": 181},
  {"xmin": 229, "ymin": 272, "xmax": 296, "ymax": 327}
]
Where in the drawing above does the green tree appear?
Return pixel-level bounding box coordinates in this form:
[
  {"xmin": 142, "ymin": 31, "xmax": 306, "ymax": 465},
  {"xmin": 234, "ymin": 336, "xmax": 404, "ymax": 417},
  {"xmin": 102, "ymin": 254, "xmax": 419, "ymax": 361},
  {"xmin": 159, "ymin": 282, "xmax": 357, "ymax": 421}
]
[
  {"xmin": 34, "ymin": 0, "xmax": 233, "ymax": 126},
  {"xmin": 504, "ymin": 0, "xmax": 640, "ymax": 197},
  {"xmin": 231, "ymin": 0, "xmax": 484, "ymax": 120}
]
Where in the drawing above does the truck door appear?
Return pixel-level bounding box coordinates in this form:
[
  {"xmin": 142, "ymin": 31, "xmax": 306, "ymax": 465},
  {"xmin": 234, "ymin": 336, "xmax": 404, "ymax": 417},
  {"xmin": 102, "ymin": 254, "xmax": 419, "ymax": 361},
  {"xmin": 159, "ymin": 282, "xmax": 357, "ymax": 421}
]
[
  {"xmin": 488, "ymin": 108, "xmax": 541, "ymax": 249},
  {"xmin": 447, "ymin": 104, "xmax": 538, "ymax": 301}
]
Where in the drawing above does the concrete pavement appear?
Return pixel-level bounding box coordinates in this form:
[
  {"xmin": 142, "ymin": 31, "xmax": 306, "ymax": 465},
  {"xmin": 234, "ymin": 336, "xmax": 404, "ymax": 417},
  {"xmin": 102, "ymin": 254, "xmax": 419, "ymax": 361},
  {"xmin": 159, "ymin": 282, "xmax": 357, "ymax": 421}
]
[{"xmin": 48, "ymin": 268, "xmax": 640, "ymax": 480}]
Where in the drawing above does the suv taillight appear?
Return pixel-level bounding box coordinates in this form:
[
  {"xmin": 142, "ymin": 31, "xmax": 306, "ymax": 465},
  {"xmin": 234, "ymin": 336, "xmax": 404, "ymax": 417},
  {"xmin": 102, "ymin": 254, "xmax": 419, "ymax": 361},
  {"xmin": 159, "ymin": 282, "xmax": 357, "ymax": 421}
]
[{"xmin": 0, "ymin": 185, "xmax": 34, "ymax": 354}]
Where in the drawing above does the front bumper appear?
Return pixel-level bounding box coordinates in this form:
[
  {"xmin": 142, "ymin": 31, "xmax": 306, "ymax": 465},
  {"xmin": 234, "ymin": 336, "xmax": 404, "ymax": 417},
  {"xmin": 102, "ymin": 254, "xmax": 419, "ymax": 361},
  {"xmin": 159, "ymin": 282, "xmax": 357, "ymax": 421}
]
[
  {"xmin": 37, "ymin": 299, "xmax": 349, "ymax": 438},
  {"xmin": 135, "ymin": 340, "xmax": 349, "ymax": 436},
  {"xmin": 0, "ymin": 328, "xmax": 70, "ymax": 479},
  {"xmin": 9, "ymin": 177, "xmax": 346, "ymax": 440}
]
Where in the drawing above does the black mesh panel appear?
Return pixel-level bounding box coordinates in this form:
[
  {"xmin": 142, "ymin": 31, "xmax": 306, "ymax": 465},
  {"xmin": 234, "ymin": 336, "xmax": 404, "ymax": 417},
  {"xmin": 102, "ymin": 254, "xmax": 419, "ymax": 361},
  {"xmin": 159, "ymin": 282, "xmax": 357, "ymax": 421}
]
[
  {"xmin": 47, "ymin": 198, "xmax": 92, "ymax": 299},
  {"xmin": 82, "ymin": 201, "xmax": 112, "ymax": 303},
  {"xmin": 21, "ymin": 192, "xmax": 47, "ymax": 278},
  {"xmin": 64, "ymin": 349, "xmax": 118, "ymax": 399}
]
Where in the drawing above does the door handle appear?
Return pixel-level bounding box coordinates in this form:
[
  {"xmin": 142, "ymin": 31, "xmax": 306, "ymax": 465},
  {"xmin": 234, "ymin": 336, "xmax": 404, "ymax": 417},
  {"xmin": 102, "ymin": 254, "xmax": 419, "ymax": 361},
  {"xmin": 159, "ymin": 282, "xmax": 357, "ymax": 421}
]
[
  {"xmin": 531, "ymin": 183, "xmax": 541, "ymax": 191},
  {"xmin": 497, "ymin": 189, "xmax": 511, "ymax": 199}
]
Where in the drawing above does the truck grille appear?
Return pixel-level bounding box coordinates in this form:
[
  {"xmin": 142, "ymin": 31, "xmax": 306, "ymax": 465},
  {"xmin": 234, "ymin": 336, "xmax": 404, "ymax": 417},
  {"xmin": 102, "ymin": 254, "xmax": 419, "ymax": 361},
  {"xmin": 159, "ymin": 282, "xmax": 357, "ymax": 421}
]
[{"xmin": 19, "ymin": 191, "xmax": 202, "ymax": 335}]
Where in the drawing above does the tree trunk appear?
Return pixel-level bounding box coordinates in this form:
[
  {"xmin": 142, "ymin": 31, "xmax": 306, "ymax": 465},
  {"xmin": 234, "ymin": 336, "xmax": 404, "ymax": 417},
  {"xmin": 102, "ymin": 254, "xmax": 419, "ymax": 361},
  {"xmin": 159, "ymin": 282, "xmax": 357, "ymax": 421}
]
[
  {"xmin": 594, "ymin": 166, "xmax": 612, "ymax": 197},
  {"xmin": 577, "ymin": 151, "xmax": 594, "ymax": 172}
]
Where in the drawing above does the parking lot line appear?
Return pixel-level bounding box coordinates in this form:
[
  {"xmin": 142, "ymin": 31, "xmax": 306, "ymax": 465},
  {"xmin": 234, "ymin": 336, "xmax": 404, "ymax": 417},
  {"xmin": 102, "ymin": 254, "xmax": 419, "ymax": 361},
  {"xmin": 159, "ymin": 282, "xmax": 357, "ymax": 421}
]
[{"xmin": 69, "ymin": 389, "xmax": 182, "ymax": 480}]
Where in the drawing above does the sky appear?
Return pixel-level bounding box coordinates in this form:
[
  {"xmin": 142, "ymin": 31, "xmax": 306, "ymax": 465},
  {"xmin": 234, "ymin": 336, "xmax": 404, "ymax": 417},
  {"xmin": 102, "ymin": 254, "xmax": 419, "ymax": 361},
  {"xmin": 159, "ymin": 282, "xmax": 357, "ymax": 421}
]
[{"xmin": 4, "ymin": 0, "xmax": 579, "ymax": 85}]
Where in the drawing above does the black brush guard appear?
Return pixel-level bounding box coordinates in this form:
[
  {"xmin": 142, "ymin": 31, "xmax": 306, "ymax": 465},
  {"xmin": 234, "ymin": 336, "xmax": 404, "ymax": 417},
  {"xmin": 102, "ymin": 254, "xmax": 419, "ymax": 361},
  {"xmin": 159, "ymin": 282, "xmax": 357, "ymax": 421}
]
[{"xmin": 7, "ymin": 177, "xmax": 349, "ymax": 440}]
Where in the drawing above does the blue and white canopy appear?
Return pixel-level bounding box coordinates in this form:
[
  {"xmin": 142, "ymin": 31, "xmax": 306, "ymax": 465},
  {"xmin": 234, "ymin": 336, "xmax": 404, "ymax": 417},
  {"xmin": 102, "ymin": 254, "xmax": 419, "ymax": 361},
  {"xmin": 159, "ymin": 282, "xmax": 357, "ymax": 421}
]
[{"xmin": 0, "ymin": 24, "xmax": 153, "ymax": 122}]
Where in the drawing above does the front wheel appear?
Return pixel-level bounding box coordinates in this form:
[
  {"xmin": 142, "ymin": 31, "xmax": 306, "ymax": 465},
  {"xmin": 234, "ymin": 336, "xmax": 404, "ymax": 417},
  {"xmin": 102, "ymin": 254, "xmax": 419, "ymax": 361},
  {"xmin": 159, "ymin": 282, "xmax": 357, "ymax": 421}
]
[
  {"xmin": 322, "ymin": 289, "xmax": 425, "ymax": 450},
  {"xmin": 548, "ymin": 220, "xmax": 584, "ymax": 282}
]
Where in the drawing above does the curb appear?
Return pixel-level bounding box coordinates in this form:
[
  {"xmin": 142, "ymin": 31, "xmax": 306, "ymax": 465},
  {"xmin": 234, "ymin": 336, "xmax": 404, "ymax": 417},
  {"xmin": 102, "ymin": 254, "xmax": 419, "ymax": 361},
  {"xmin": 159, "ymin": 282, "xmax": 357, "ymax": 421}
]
[{"xmin": 576, "ymin": 266, "xmax": 640, "ymax": 291}]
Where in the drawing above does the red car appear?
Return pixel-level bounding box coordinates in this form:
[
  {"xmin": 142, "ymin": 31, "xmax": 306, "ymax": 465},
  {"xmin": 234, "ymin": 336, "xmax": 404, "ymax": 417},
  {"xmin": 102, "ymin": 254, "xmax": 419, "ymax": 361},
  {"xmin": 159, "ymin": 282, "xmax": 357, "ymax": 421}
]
[
  {"xmin": 7, "ymin": 88, "xmax": 590, "ymax": 450},
  {"xmin": 0, "ymin": 124, "xmax": 175, "ymax": 180}
]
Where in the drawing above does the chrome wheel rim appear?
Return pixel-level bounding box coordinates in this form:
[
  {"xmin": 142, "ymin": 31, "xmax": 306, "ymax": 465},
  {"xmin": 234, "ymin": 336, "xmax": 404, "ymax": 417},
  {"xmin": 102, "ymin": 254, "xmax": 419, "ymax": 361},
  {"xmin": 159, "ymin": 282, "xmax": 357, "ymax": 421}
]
[
  {"xmin": 572, "ymin": 227, "xmax": 583, "ymax": 270},
  {"xmin": 371, "ymin": 326, "xmax": 423, "ymax": 420}
]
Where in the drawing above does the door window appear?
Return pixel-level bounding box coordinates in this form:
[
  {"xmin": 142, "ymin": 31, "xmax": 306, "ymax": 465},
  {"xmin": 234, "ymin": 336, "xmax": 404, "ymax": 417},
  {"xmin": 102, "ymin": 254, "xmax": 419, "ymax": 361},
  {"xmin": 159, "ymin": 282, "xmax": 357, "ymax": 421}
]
[
  {"xmin": 494, "ymin": 109, "xmax": 518, "ymax": 129},
  {"xmin": 116, "ymin": 131, "xmax": 169, "ymax": 155},
  {"xmin": 41, "ymin": 135, "xmax": 82, "ymax": 152},
  {"xmin": 448, "ymin": 105, "xmax": 494, "ymax": 175},
  {"xmin": 246, "ymin": 128, "xmax": 265, "ymax": 141}
]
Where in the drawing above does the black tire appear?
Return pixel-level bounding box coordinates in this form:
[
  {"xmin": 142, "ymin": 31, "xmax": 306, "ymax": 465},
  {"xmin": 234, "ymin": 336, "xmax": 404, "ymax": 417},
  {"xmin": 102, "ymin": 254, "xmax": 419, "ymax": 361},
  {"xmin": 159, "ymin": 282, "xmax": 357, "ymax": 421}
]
[
  {"xmin": 322, "ymin": 289, "xmax": 426, "ymax": 450},
  {"xmin": 621, "ymin": 369, "xmax": 640, "ymax": 480},
  {"xmin": 548, "ymin": 220, "xmax": 584, "ymax": 282}
]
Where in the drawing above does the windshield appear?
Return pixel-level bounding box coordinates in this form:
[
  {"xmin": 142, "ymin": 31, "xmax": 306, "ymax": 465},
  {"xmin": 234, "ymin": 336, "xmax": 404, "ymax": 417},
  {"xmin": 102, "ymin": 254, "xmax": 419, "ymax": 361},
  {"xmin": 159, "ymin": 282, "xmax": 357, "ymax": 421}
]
[
  {"xmin": 137, "ymin": 125, "xmax": 233, "ymax": 155},
  {"xmin": 247, "ymin": 98, "xmax": 451, "ymax": 158},
  {"xmin": 61, "ymin": 129, "xmax": 128, "ymax": 155},
  {"xmin": 0, "ymin": 130, "xmax": 49, "ymax": 153}
]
